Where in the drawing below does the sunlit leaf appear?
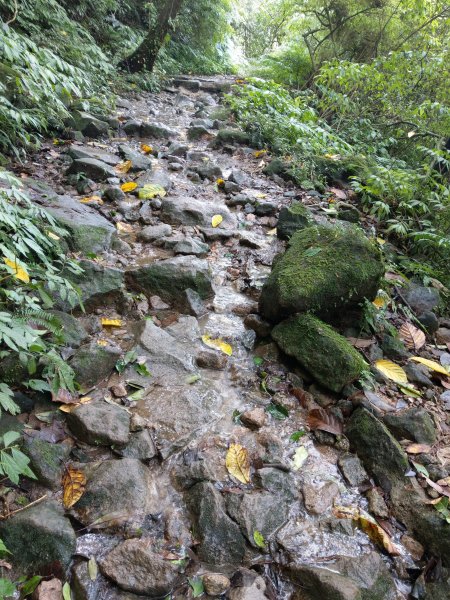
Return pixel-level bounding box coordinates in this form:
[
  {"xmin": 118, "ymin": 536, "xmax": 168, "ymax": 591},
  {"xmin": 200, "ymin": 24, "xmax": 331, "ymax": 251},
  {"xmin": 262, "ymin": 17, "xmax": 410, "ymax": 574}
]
[
  {"xmin": 292, "ymin": 446, "xmax": 308, "ymax": 471},
  {"xmin": 374, "ymin": 359, "xmax": 408, "ymax": 384},
  {"xmin": 140, "ymin": 144, "xmax": 153, "ymax": 154},
  {"xmin": 88, "ymin": 557, "xmax": 98, "ymax": 581},
  {"xmin": 211, "ymin": 214, "xmax": 223, "ymax": 228},
  {"xmin": 116, "ymin": 222, "xmax": 134, "ymax": 233},
  {"xmin": 47, "ymin": 232, "xmax": 60, "ymax": 241},
  {"xmin": 189, "ymin": 577, "xmax": 204, "ymax": 598},
  {"xmin": 333, "ymin": 506, "xmax": 399, "ymax": 555},
  {"xmin": 62, "ymin": 582, "xmax": 71, "ymax": 600},
  {"xmin": 138, "ymin": 184, "xmax": 167, "ymax": 199},
  {"xmin": 62, "ymin": 466, "xmax": 86, "ymax": 508},
  {"xmin": 101, "ymin": 318, "xmax": 123, "ymax": 327},
  {"xmin": 253, "ymin": 530, "xmax": 266, "ymax": 549},
  {"xmin": 120, "ymin": 182, "xmax": 138, "ymax": 193},
  {"xmin": 3, "ymin": 257, "xmax": 30, "ymax": 283},
  {"xmin": 226, "ymin": 443, "xmax": 250, "ymax": 484},
  {"xmin": 409, "ymin": 357, "xmax": 450, "ymax": 376},
  {"xmin": 202, "ymin": 334, "xmax": 232, "ymax": 356},
  {"xmin": 115, "ymin": 160, "xmax": 132, "ymax": 173},
  {"xmin": 79, "ymin": 196, "xmax": 103, "ymax": 205}
]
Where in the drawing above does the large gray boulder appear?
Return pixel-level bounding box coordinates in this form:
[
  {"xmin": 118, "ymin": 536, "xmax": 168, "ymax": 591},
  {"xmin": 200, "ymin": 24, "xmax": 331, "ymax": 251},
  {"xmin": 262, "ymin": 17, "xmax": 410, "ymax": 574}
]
[
  {"xmin": 66, "ymin": 402, "xmax": 130, "ymax": 446},
  {"xmin": 160, "ymin": 196, "xmax": 234, "ymax": 228},
  {"xmin": 66, "ymin": 158, "xmax": 117, "ymax": 181}
]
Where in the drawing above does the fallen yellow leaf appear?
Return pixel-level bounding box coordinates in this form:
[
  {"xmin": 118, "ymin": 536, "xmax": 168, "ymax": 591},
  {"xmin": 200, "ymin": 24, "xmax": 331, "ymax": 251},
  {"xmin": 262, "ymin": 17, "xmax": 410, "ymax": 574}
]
[
  {"xmin": 202, "ymin": 334, "xmax": 232, "ymax": 356},
  {"xmin": 3, "ymin": 257, "xmax": 30, "ymax": 283},
  {"xmin": 141, "ymin": 144, "xmax": 153, "ymax": 154},
  {"xmin": 374, "ymin": 359, "xmax": 408, "ymax": 384},
  {"xmin": 216, "ymin": 178, "xmax": 225, "ymax": 187},
  {"xmin": 266, "ymin": 228, "xmax": 277, "ymax": 236},
  {"xmin": 116, "ymin": 222, "xmax": 133, "ymax": 233},
  {"xmin": 79, "ymin": 196, "xmax": 103, "ymax": 205},
  {"xmin": 101, "ymin": 318, "xmax": 123, "ymax": 327},
  {"xmin": 372, "ymin": 292, "xmax": 388, "ymax": 309},
  {"xmin": 138, "ymin": 184, "xmax": 167, "ymax": 199},
  {"xmin": 226, "ymin": 443, "xmax": 250, "ymax": 484},
  {"xmin": 211, "ymin": 214, "xmax": 223, "ymax": 228},
  {"xmin": 120, "ymin": 182, "xmax": 138, "ymax": 193},
  {"xmin": 47, "ymin": 232, "xmax": 60, "ymax": 241},
  {"xmin": 115, "ymin": 160, "xmax": 132, "ymax": 174},
  {"xmin": 62, "ymin": 466, "xmax": 86, "ymax": 509},
  {"xmin": 333, "ymin": 506, "xmax": 399, "ymax": 555},
  {"xmin": 254, "ymin": 150, "xmax": 267, "ymax": 158},
  {"xmin": 97, "ymin": 340, "xmax": 108, "ymax": 347},
  {"xmin": 409, "ymin": 357, "xmax": 449, "ymax": 376}
]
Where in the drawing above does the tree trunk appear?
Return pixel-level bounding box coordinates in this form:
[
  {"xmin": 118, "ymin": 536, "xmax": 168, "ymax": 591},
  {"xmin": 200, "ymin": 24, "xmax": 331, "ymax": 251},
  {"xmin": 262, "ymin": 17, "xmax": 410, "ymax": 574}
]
[{"xmin": 119, "ymin": 0, "xmax": 184, "ymax": 73}]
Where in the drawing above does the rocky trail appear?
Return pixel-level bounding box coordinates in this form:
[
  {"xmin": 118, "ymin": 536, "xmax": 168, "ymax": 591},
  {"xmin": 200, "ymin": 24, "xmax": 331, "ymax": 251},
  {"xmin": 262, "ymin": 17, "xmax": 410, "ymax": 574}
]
[{"xmin": 1, "ymin": 76, "xmax": 450, "ymax": 599}]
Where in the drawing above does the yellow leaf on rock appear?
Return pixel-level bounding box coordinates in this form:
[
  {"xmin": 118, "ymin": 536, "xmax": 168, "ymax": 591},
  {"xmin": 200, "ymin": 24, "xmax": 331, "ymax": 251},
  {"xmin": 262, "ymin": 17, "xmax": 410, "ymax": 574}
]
[
  {"xmin": 3, "ymin": 257, "xmax": 30, "ymax": 283},
  {"xmin": 254, "ymin": 150, "xmax": 267, "ymax": 158},
  {"xmin": 120, "ymin": 182, "xmax": 138, "ymax": 193},
  {"xmin": 372, "ymin": 292, "xmax": 388, "ymax": 309},
  {"xmin": 255, "ymin": 193, "xmax": 267, "ymax": 199},
  {"xmin": 333, "ymin": 506, "xmax": 399, "ymax": 555},
  {"xmin": 226, "ymin": 443, "xmax": 250, "ymax": 484},
  {"xmin": 97, "ymin": 340, "xmax": 108, "ymax": 347},
  {"xmin": 62, "ymin": 466, "xmax": 86, "ymax": 508},
  {"xmin": 266, "ymin": 228, "xmax": 277, "ymax": 236},
  {"xmin": 410, "ymin": 356, "xmax": 450, "ymax": 376},
  {"xmin": 374, "ymin": 359, "xmax": 408, "ymax": 384},
  {"xmin": 216, "ymin": 178, "xmax": 225, "ymax": 187},
  {"xmin": 115, "ymin": 160, "xmax": 132, "ymax": 173},
  {"xmin": 141, "ymin": 144, "xmax": 153, "ymax": 154},
  {"xmin": 211, "ymin": 215, "xmax": 223, "ymax": 228},
  {"xmin": 202, "ymin": 334, "xmax": 232, "ymax": 356},
  {"xmin": 138, "ymin": 184, "xmax": 167, "ymax": 200},
  {"xmin": 116, "ymin": 222, "xmax": 134, "ymax": 233},
  {"xmin": 79, "ymin": 196, "xmax": 103, "ymax": 205},
  {"xmin": 101, "ymin": 318, "xmax": 123, "ymax": 327}
]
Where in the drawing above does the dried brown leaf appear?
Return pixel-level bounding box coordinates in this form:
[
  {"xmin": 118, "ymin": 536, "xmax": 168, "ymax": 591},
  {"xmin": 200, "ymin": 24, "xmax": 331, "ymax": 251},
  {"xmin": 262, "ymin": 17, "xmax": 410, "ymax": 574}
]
[
  {"xmin": 306, "ymin": 408, "xmax": 343, "ymax": 436},
  {"xmin": 51, "ymin": 388, "xmax": 79, "ymax": 404},
  {"xmin": 62, "ymin": 466, "xmax": 86, "ymax": 509},
  {"xmin": 399, "ymin": 322, "xmax": 426, "ymax": 351}
]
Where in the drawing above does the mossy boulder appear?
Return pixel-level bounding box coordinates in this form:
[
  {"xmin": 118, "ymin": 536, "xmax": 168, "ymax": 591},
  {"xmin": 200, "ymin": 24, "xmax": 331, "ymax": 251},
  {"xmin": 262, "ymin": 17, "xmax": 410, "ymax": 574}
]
[
  {"xmin": 272, "ymin": 314, "xmax": 366, "ymax": 392},
  {"xmin": 277, "ymin": 202, "xmax": 314, "ymax": 240},
  {"xmin": 263, "ymin": 158, "xmax": 295, "ymax": 182},
  {"xmin": 0, "ymin": 500, "xmax": 76, "ymax": 574},
  {"xmin": 23, "ymin": 437, "xmax": 70, "ymax": 489},
  {"xmin": 70, "ymin": 341, "xmax": 121, "ymax": 390},
  {"xmin": 211, "ymin": 128, "xmax": 250, "ymax": 147},
  {"xmin": 259, "ymin": 224, "xmax": 383, "ymax": 323}
]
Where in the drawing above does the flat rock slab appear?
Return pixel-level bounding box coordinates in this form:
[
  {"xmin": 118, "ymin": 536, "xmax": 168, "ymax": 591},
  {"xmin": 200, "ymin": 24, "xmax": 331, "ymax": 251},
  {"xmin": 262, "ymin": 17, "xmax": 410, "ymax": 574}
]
[
  {"xmin": 70, "ymin": 341, "xmax": 122, "ymax": 389},
  {"xmin": 160, "ymin": 196, "xmax": 235, "ymax": 228},
  {"xmin": 99, "ymin": 539, "xmax": 179, "ymax": 596},
  {"xmin": 67, "ymin": 144, "xmax": 119, "ymax": 166},
  {"xmin": 66, "ymin": 157, "xmax": 117, "ymax": 181},
  {"xmin": 36, "ymin": 194, "xmax": 117, "ymax": 253},
  {"xmin": 67, "ymin": 401, "xmax": 130, "ymax": 445}
]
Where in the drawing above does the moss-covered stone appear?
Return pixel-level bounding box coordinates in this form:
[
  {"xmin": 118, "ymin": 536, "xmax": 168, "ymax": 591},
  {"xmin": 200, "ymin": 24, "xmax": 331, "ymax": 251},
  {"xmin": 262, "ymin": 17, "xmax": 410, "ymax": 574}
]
[
  {"xmin": 211, "ymin": 128, "xmax": 250, "ymax": 147},
  {"xmin": 383, "ymin": 407, "xmax": 437, "ymax": 444},
  {"xmin": 23, "ymin": 438, "xmax": 70, "ymax": 489},
  {"xmin": 259, "ymin": 224, "xmax": 383, "ymax": 323},
  {"xmin": 50, "ymin": 310, "xmax": 88, "ymax": 348},
  {"xmin": 0, "ymin": 500, "xmax": 76, "ymax": 574},
  {"xmin": 126, "ymin": 256, "xmax": 214, "ymax": 310},
  {"xmin": 70, "ymin": 341, "xmax": 121, "ymax": 390},
  {"xmin": 263, "ymin": 158, "xmax": 295, "ymax": 182},
  {"xmin": 277, "ymin": 202, "xmax": 314, "ymax": 240},
  {"xmin": 346, "ymin": 408, "xmax": 408, "ymax": 489},
  {"xmin": 272, "ymin": 314, "xmax": 366, "ymax": 392}
]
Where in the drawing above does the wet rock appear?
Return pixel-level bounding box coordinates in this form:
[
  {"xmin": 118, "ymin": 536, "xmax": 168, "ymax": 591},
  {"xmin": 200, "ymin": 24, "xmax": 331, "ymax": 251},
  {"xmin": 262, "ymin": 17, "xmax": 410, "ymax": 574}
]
[
  {"xmin": 72, "ymin": 559, "xmax": 101, "ymax": 600},
  {"xmin": 277, "ymin": 202, "xmax": 314, "ymax": 240},
  {"xmin": 366, "ymin": 488, "xmax": 389, "ymax": 519},
  {"xmin": 123, "ymin": 119, "xmax": 142, "ymax": 136},
  {"xmin": 272, "ymin": 314, "xmax": 366, "ymax": 392},
  {"xmin": 67, "ymin": 144, "xmax": 118, "ymax": 166},
  {"xmin": 338, "ymin": 453, "xmax": 369, "ymax": 488},
  {"xmin": 138, "ymin": 319, "xmax": 195, "ymax": 372},
  {"xmin": 67, "ymin": 158, "xmax": 117, "ymax": 181},
  {"xmin": 39, "ymin": 194, "xmax": 117, "ymax": 254},
  {"xmin": 103, "ymin": 185, "xmax": 126, "ymax": 202},
  {"xmin": 255, "ymin": 201, "xmax": 277, "ymax": 216},
  {"xmin": 254, "ymin": 468, "xmax": 296, "ymax": 504},
  {"xmin": 263, "ymin": 158, "xmax": 295, "ymax": 181},
  {"xmin": 302, "ymin": 481, "xmax": 339, "ymax": 515},
  {"xmin": 227, "ymin": 489, "xmax": 290, "ymax": 547},
  {"xmin": 117, "ymin": 430, "xmax": 157, "ymax": 461},
  {"xmin": 169, "ymin": 161, "xmax": 183, "ymax": 171},
  {"xmin": 174, "ymin": 77, "xmax": 200, "ymax": 92},
  {"xmin": 160, "ymin": 196, "xmax": 234, "ymax": 228},
  {"xmin": 187, "ymin": 482, "xmax": 246, "ymax": 567},
  {"xmin": 192, "ymin": 162, "xmax": 223, "ymax": 180},
  {"xmin": 338, "ymin": 206, "xmax": 360, "ymax": 223},
  {"xmin": 0, "ymin": 500, "xmax": 76, "ymax": 573},
  {"xmin": 240, "ymin": 407, "xmax": 267, "ymax": 430},
  {"xmin": 404, "ymin": 283, "xmax": 440, "ymax": 314},
  {"xmin": 229, "ymin": 569, "xmax": 267, "ymax": 600},
  {"xmin": 150, "ymin": 295, "xmax": 170, "ymax": 310},
  {"xmin": 34, "ymin": 578, "xmax": 63, "ymax": 600},
  {"xmin": 173, "ymin": 238, "xmax": 210, "ymax": 257},
  {"xmin": 196, "ymin": 350, "xmax": 228, "ymax": 370},
  {"xmin": 188, "ymin": 125, "xmax": 212, "ymax": 140},
  {"xmin": 23, "ymin": 437, "xmax": 70, "ymax": 489},
  {"xmin": 417, "ymin": 310, "xmax": 439, "ymax": 334},
  {"xmin": 400, "ymin": 534, "xmax": 424, "ymax": 560},
  {"xmin": 259, "ymin": 224, "xmax": 383, "ymax": 323},
  {"xmin": 380, "ymin": 333, "xmax": 409, "ymax": 360},
  {"xmin": 201, "ymin": 227, "xmax": 236, "ymax": 241},
  {"xmin": 137, "ymin": 168, "xmax": 172, "ymax": 192},
  {"xmin": 61, "ymin": 260, "xmax": 125, "ymax": 311},
  {"xmin": 71, "ymin": 111, "xmax": 109, "ymax": 137},
  {"xmin": 118, "ymin": 144, "xmax": 152, "ymax": 171},
  {"xmin": 51, "ymin": 311, "xmax": 88, "ymax": 348},
  {"xmin": 167, "ymin": 142, "xmax": 189, "ymax": 157},
  {"xmin": 138, "ymin": 223, "xmax": 172, "ymax": 242},
  {"xmin": 99, "ymin": 539, "xmax": 179, "ymax": 596},
  {"xmin": 70, "ymin": 341, "xmax": 121, "ymax": 389},
  {"xmin": 383, "ymin": 407, "xmax": 437, "ymax": 444},
  {"xmin": 404, "ymin": 362, "xmax": 433, "ymax": 387},
  {"xmin": 244, "ymin": 314, "xmax": 271, "ymax": 337},
  {"xmin": 141, "ymin": 122, "xmax": 178, "ymax": 139},
  {"xmin": 346, "ymin": 408, "xmax": 408, "ymax": 491},
  {"xmin": 126, "ymin": 256, "xmax": 214, "ymax": 310},
  {"xmin": 229, "ymin": 170, "xmax": 250, "ymax": 187},
  {"xmin": 203, "ymin": 573, "xmax": 230, "ymax": 596},
  {"xmin": 73, "ymin": 458, "xmax": 153, "ymax": 527},
  {"xmin": 287, "ymin": 551, "xmax": 397, "ymax": 600},
  {"xmin": 224, "ymin": 181, "xmax": 240, "ymax": 193},
  {"xmin": 66, "ymin": 401, "xmax": 130, "ymax": 446},
  {"xmin": 185, "ymin": 288, "xmax": 208, "ymax": 317},
  {"xmin": 437, "ymin": 327, "xmax": 450, "ymax": 344},
  {"xmin": 211, "ymin": 129, "xmax": 250, "ymax": 147}
]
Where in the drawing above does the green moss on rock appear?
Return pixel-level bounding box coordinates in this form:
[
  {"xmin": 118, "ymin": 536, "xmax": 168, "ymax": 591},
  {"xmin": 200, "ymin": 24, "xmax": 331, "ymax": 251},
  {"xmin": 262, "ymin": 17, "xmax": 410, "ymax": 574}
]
[
  {"xmin": 272, "ymin": 314, "xmax": 366, "ymax": 392},
  {"xmin": 211, "ymin": 129, "xmax": 250, "ymax": 147},
  {"xmin": 259, "ymin": 224, "xmax": 383, "ymax": 322},
  {"xmin": 277, "ymin": 202, "xmax": 314, "ymax": 240}
]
